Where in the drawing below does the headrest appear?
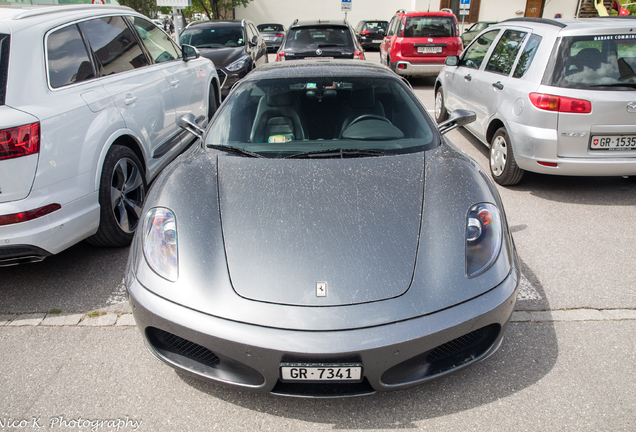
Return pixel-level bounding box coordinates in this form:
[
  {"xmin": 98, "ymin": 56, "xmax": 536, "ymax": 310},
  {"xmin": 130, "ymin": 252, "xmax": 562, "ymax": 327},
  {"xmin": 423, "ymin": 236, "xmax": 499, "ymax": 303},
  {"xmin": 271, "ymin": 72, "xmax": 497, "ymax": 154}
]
[
  {"xmin": 350, "ymin": 87, "xmax": 375, "ymax": 109},
  {"xmin": 267, "ymin": 89, "xmax": 293, "ymax": 106}
]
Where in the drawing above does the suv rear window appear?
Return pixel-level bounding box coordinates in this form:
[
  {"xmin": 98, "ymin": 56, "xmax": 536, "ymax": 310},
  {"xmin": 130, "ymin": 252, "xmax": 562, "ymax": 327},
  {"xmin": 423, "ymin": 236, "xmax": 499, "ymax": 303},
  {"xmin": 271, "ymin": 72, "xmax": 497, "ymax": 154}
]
[
  {"xmin": 0, "ymin": 34, "xmax": 9, "ymax": 105},
  {"xmin": 363, "ymin": 21, "xmax": 388, "ymax": 31},
  {"xmin": 286, "ymin": 26, "xmax": 352, "ymax": 48},
  {"xmin": 403, "ymin": 17, "xmax": 455, "ymax": 38},
  {"xmin": 548, "ymin": 34, "xmax": 636, "ymax": 89}
]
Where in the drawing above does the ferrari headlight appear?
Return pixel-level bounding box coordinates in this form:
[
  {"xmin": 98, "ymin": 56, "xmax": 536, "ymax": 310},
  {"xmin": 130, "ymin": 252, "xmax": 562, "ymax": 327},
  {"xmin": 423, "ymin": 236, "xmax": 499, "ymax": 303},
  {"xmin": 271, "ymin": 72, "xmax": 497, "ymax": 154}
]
[
  {"xmin": 225, "ymin": 55, "xmax": 249, "ymax": 72},
  {"xmin": 465, "ymin": 203, "xmax": 502, "ymax": 278},
  {"xmin": 142, "ymin": 207, "xmax": 178, "ymax": 281}
]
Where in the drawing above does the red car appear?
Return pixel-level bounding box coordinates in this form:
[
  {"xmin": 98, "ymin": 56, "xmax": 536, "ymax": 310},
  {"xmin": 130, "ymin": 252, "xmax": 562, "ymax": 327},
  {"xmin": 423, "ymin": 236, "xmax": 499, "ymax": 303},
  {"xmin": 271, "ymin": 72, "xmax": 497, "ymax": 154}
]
[{"xmin": 380, "ymin": 10, "xmax": 463, "ymax": 77}]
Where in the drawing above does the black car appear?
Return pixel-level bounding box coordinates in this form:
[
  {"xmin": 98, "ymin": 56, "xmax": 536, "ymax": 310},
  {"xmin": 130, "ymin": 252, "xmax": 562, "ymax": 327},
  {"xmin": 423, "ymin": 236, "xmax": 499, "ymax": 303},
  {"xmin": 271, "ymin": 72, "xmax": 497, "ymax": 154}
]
[
  {"xmin": 275, "ymin": 19, "xmax": 365, "ymax": 61},
  {"xmin": 354, "ymin": 20, "xmax": 389, "ymax": 50},
  {"xmin": 180, "ymin": 19, "xmax": 268, "ymax": 97},
  {"xmin": 256, "ymin": 23, "xmax": 285, "ymax": 52}
]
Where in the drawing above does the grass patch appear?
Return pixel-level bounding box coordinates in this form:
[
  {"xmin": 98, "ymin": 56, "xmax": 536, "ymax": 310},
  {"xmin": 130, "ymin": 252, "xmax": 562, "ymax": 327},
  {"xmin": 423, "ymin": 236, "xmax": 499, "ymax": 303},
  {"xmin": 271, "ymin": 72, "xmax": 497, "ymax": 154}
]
[
  {"xmin": 86, "ymin": 311, "xmax": 107, "ymax": 318},
  {"xmin": 48, "ymin": 308, "xmax": 62, "ymax": 314}
]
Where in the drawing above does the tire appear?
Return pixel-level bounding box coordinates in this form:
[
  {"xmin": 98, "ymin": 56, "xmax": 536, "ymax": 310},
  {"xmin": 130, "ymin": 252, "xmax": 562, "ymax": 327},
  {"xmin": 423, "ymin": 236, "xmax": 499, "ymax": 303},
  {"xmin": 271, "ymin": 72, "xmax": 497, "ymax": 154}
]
[
  {"xmin": 489, "ymin": 127, "xmax": 524, "ymax": 186},
  {"xmin": 434, "ymin": 87, "xmax": 449, "ymax": 124},
  {"xmin": 208, "ymin": 85, "xmax": 218, "ymax": 121},
  {"xmin": 87, "ymin": 145, "xmax": 147, "ymax": 247}
]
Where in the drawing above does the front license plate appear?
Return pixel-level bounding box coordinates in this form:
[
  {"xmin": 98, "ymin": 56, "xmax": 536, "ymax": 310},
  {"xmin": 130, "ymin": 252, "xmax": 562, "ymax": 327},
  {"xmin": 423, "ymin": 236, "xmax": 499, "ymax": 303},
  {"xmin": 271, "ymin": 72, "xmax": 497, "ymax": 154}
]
[
  {"xmin": 280, "ymin": 363, "xmax": 363, "ymax": 382},
  {"xmin": 372, "ymin": 40, "xmax": 381, "ymax": 43},
  {"xmin": 417, "ymin": 46, "xmax": 442, "ymax": 54},
  {"xmin": 590, "ymin": 135, "xmax": 636, "ymax": 150}
]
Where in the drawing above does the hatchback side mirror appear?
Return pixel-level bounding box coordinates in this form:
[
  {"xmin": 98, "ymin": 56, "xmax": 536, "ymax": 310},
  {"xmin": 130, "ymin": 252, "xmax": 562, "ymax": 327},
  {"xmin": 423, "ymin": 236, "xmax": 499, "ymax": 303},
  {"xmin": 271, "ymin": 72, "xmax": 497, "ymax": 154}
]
[
  {"xmin": 445, "ymin": 55, "xmax": 459, "ymax": 66},
  {"xmin": 182, "ymin": 44, "xmax": 200, "ymax": 62}
]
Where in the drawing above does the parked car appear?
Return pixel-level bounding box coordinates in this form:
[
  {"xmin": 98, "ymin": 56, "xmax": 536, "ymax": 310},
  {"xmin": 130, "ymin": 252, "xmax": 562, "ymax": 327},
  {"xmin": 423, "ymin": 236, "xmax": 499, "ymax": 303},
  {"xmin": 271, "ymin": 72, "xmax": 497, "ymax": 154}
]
[
  {"xmin": 353, "ymin": 20, "xmax": 389, "ymax": 50},
  {"xmin": 276, "ymin": 19, "xmax": 365, "ymax": 61},
  {"xmin": 461, "ymin": 21, "xmax": 497, "ymax": 45},
  {"xmin": 0, "ymin": 5, "xmax": 220, "ymax": 266},
  {"xmin": 179, "ymin": 19, "xmax": 268, "ymax": 98},
  {"xmin": 126, "ymin": 60, "xmax": 519, "ymax": 397},
  {"xmin": 380, "ymin": 10, "xmax": 463, "ymax": 77},
  {"xmin": 435, "ymin": 17, "xmax": 636, "ymax": 185},
  {"xmin": 256, "ymin": 23, "xmax": 285, "ymax": 52}
]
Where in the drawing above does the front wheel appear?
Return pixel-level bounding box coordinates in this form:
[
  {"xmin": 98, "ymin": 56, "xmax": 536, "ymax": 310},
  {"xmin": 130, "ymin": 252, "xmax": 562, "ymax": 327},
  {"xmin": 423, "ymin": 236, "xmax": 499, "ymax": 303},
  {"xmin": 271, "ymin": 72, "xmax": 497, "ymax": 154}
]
[
  {"xmin": 434, "ymin": 87, "xmax": 449, "ymax": 123},
  {"xmin": 87, "ymin": 145, "xmax": 147, "ymax": 247},
  {"xmin": 489, "ymin": 127, "xmax": 524, "ymax": 186}
]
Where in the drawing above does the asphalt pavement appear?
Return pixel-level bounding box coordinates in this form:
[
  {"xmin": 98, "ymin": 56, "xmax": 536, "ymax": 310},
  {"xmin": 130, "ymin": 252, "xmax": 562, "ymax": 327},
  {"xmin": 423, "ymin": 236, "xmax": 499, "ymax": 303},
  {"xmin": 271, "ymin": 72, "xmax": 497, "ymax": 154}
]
[{"xmin": 0, "ymin": 51, "xmax": 634, "ymax": 432}]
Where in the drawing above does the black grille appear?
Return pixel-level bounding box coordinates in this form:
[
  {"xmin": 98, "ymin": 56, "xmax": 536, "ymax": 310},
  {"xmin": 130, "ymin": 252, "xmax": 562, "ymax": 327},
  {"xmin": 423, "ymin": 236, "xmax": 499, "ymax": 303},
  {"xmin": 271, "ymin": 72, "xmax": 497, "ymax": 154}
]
[
  {"xmin": 147, "ymin": 328, "xmax": 220, "ymax": 368},
  {"xmin": 427, "ymin": 325, "xmax": 497, "ymax": 364},
  {"xmin": 272, "ymin": 378, "xmax": 375, "ymax": 397}
]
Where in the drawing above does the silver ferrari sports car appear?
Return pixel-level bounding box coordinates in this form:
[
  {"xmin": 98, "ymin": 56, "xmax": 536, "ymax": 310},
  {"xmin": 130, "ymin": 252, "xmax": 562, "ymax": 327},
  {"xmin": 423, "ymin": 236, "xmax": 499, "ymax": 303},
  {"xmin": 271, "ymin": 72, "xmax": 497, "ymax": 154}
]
[{"xmin": 125, "ymin": 60, "xmax": 520, "ymax": 397}]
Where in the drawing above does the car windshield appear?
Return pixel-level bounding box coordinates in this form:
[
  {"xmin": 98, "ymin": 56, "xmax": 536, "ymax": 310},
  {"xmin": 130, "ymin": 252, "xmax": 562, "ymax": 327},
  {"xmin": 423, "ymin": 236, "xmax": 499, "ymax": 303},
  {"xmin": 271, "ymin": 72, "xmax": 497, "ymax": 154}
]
[
  {"xmin": 364, "ymin": 21, "xmax": 388, "ymax": 31},
  {"xmin": 179, "ymin": 26, "xmax": 244, "ymax": 48},
  {"xmin": 403, "ymin": 17, "xmax": 455, "ymax": 38},
  {"xmin": 0, "ymin": 34, "xmax": 8, "ymax": 106},
  {"xmin": 205, "ymin": 75, "xmax": 437, "ymax": 158},
  {"xmin": 549, "ymin": 35, "xmax": 636, "ymax": 89},
  {"xmin": 286, "ymin": 26, "xmax": 352, "ymax": 48},
  {"xmin": 258, "ymin": 24, "xmax": 284, "ymax": 32}
]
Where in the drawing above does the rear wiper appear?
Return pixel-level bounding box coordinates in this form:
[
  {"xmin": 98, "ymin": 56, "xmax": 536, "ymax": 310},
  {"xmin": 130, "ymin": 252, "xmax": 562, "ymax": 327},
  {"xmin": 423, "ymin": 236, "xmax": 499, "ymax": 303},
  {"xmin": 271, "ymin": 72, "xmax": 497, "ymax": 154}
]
[
  {"xmin": 285, "ymin": 148, "xmax": 384, "ymax": 159},
  {"xmin": 589, "ymin": 82, "xmax": 636, "ymax": 89},
  {"xmin": 207, "ymin": 144, "xmax": 264, "ymax": 158},
  {"xmin": 317, "ymin": 43, "xmax": 340, "ymax": 48}
]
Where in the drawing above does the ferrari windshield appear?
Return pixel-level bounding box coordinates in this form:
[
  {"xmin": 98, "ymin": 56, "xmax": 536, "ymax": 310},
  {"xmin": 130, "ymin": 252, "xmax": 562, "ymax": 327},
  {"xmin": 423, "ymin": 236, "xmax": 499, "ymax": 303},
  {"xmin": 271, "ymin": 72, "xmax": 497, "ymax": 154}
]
[{"xmin": 205, "ymin": 76, "xmax": 438, "ymax": 158}]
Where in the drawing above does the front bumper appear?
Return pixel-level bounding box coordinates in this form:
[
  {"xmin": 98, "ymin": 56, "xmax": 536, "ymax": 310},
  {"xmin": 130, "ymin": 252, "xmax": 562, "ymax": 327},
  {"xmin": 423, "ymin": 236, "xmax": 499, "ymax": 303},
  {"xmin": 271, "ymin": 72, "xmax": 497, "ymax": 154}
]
[
  {"xmin": 394, "ymin": 61, "xmax": 444, "ymax": 77},
  {"xmin": 128, "ymin": 268, "xmax": 518, "ymax": 397}
]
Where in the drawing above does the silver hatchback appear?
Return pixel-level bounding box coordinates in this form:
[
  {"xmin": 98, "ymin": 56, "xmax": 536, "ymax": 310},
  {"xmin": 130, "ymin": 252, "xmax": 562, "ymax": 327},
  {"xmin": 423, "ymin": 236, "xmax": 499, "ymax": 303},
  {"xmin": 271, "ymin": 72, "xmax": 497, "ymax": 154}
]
[{"xmin": 434, "ymin": 17, "xmax": 636, "ymax": 185}]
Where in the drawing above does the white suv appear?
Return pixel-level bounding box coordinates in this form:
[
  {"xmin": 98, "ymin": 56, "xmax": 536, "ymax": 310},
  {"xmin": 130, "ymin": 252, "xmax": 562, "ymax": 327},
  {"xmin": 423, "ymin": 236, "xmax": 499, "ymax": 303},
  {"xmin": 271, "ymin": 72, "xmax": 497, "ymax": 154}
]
[
  {"xmin": 435, "ymin": 17, "xmax": 636, "ymax": 185},
  {"xmin": 0, "ymin": 5, "xmax": 220, "ymax": 265}
]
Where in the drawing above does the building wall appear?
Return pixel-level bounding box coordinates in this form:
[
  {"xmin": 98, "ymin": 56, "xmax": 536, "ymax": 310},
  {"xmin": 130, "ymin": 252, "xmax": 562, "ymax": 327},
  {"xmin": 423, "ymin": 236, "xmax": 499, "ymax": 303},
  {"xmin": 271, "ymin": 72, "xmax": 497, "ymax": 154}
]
[
  {"xmin": 234, "ymin": 0, "xmax": 441, "ymax": 28},
  {"xmin": 235, "ymin": 0, "xmax": 582, "ymax": 27}
]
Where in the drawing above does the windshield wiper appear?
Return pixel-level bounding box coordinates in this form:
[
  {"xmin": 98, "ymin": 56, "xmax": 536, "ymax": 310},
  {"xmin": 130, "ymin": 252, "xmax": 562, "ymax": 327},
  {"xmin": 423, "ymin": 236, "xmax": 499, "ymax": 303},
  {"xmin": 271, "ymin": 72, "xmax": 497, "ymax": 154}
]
[
  {"xmin": 207, "ymin": 144, "xmax": 264, "ymax": 158},
  {"xmin": 589, "ymin": 82, "xmax": 636, "ymax": 89},
  {"xmin": 285, "ymin": 148, "xmax": 385, "ymax": 159}
]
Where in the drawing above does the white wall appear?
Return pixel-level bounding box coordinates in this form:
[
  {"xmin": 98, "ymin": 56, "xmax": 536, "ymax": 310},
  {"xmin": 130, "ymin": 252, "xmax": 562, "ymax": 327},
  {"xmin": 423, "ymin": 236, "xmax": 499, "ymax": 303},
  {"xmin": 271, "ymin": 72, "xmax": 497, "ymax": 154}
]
[
  {"xmin": 235, "ymin": 0, "xmax": 582, "ymax": 27},
  {"xmin": 234, "ymin": 0, "xmax": 440, "ymax": 28}
]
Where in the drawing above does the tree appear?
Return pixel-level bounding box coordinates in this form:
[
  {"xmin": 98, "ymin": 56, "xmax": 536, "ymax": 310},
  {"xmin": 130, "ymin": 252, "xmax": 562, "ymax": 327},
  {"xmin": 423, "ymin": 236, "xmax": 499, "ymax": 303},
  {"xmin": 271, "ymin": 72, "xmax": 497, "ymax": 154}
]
[
  {"xmin": 117, "ymin": 0, "xmax": 159, "ymax": 18},
  {"xmin": 186, "ymin": 0, "xmax": 253, "ymax": 20}
]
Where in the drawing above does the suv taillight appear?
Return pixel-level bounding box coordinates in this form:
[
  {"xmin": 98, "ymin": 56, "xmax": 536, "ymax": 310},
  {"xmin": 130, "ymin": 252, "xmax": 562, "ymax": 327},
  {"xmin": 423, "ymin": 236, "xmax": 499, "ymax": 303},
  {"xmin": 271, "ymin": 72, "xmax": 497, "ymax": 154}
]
[
  {"xmin": 276, "ymin": 33, "xmax": 284, "ymax": 38},
  {"xmin": 0, "ymin": 203, "xmax": 61, "ymax": 226},
  {"xmin": 354, "ymin": 50, "xmax": 365, "ymax": 60},
  {"xmin": 361, "ymin": 30, "xmax": 370, "ymax": 35},
  {"xmin": 529, "ymin": 93, "xmax": 591, "ymax": 114},
  {"xmin": 0, "ymin": 122, "xmax": 40, "ymax": 161},
  {"xmin": 276, "ymin": 51, "xmax": 285, "ymax": 62}
]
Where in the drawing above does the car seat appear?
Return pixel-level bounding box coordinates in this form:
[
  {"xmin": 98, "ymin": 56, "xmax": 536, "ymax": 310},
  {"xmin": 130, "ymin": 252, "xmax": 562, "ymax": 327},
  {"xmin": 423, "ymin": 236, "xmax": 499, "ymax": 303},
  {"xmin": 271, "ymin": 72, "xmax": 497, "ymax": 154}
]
[
  {"xmin": 338, "ymin": 87, "xmax": 386, "ymax": 138},
  {"xmin": 575, "ymin": 47, "xmax": 602, "ymax": 71},
  {"xmin": 249, "ymin": 86, "xmax": 307, "ymax": 143}
]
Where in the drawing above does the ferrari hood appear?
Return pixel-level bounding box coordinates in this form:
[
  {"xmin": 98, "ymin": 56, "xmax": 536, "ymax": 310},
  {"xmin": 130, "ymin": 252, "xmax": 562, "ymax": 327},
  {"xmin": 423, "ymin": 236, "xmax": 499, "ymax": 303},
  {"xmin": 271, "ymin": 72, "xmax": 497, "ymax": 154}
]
[{"xmin": 218, "ymin": 153, "xmax": 425, "ymax": 306}]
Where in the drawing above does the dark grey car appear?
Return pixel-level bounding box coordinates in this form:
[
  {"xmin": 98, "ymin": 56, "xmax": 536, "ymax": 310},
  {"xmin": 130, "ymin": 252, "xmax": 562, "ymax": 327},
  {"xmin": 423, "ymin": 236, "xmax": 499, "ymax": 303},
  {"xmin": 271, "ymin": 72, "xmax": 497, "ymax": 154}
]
[
  {"xmin": 179, "ymin": 19, "xmax": 268, "ymax": 97},
  {"xmin": 257, "ymin": 23, "xmax": 285, "ymax": 52},
  {"xmin": 126, "ymin": 61, "xmax": 519, "ymax": 397}
]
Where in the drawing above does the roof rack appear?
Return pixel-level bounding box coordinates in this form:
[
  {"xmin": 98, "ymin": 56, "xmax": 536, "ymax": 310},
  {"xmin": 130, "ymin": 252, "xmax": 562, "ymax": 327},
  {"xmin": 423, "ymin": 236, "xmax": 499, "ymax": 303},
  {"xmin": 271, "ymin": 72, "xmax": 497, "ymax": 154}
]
[
  {"xmin": 12, "ymin": 4, "xmax": 133, "ymax": 20},
  {"xmin": 501, "ymin": 17, "xmax": 567, "ymax": 28}
]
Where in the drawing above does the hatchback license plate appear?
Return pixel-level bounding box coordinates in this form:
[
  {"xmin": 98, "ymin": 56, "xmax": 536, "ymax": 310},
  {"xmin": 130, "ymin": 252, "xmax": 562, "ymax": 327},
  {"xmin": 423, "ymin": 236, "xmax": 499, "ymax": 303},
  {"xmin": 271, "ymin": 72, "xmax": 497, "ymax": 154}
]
[
  {"xmin": 417, "ymin": 46, "xmax": 442, "ymax": 53},
  {"xmin": 280, "ymin": 363, "xmax": 363, "ymax": 382},
  {"xmin": 591, "ymin": 135, "xmax": 636, "ymax": 150}
]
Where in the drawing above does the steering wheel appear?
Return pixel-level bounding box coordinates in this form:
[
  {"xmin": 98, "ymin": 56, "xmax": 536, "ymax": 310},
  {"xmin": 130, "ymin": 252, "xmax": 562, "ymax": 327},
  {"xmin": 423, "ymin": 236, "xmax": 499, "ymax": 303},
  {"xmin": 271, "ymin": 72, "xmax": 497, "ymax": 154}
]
[{"xmin": 347, "ymin": 114, "xmax": 392, "ymax": 128}]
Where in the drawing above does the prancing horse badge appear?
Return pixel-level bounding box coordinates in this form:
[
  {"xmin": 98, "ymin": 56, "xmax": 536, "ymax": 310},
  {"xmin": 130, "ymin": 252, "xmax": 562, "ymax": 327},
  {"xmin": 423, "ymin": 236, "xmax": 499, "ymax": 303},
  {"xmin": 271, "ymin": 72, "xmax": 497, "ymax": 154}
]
[{"xmin": 317, "ymin": 282, "xmax": 327, "ymax": 297}]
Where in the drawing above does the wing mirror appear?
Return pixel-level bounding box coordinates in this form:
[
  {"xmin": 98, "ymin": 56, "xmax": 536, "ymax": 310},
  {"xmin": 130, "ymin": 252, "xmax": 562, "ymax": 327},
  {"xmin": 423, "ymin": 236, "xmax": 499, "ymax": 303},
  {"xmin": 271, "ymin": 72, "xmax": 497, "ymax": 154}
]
[
  {"xmin": 445, "ymin": 55, "xmax": 459, "ymax": 66},
  {"xmin": 437, "ymin": 109, "xmax": 476, "ymax": 135},
  {"xmin": 182, "ymin": 44, "xmax": 200, "ymax": 62},
  {"xmin": 177, "ymin": 113, "xmax": 206, "ymax": 138}
]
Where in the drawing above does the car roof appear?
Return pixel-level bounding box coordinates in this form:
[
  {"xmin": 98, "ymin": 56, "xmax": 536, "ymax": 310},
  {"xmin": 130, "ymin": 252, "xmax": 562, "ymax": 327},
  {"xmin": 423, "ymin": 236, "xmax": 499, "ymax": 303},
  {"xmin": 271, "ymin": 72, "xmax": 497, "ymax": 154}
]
[
  {"xmin": 186, "ymin": 19, "xmax": 244, "ymax": 28},
  {"xmin": 247, "ymin": 59, "xmax": 395, "ymax": 81},
  {"xmin": 0, "ymin": 5, "xmax": 139, "ymax": 32},
  {"xmin": 395, "ymin": 11, "xmax": 456, "ymax": 17},
  {"xmin": 290, "ymin": 19, "xmax": 349, "ymax": 28},
  {"xmin": 497, "ymin": 16, "xmax": 636, "ymax": 36}
]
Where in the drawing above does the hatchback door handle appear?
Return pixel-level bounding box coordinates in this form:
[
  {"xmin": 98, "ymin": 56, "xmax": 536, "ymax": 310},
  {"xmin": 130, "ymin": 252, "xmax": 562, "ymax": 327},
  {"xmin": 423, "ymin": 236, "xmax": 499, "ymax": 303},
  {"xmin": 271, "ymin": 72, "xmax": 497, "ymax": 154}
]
[
  {"xmin": 124, "ymin": 96, "xmax": 137, "ymax": 105},
  {"xmin": 170, "ymin": 79, "xmax": 180, "ymax": 87},
  {"xmin": 492, "ymin": 81, "xmax": 504, "ymax": 90},
  {"xmin": 464, "ymin": 74, "xmax": 472, "ymax": 81}
]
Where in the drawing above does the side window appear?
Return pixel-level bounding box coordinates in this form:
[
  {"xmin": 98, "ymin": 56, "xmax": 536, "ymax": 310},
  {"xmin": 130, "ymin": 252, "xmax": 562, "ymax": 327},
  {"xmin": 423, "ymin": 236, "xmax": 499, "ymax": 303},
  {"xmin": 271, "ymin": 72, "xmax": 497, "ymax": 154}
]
[
  {"xmin": 47, "ymin": 24, "xmax": 95, "ymax": 88},
  {"xmin": 460, "ymin": 29, "xmax": 500, "ymax": 70},
  {"xmin": 513, "ymin": 34, "xmax": 542, "ymax": 78},
  {"xmin": 485, "ymin": 29, "xmax": 528, "ymax": 75},
  {"xmin": 128, "ymin": 16, "xmax": 181, "ymax": 63},
  {"xmin": 245, "ymin": 24, "xmax": 256, "ymax": 44},
  {"xmin": 79, "ymin": 16, "xmax": 149, "ymax": 76},
  {"xmin": 387, "ymin": 17, "xmax": 399, "ymax": 36}
]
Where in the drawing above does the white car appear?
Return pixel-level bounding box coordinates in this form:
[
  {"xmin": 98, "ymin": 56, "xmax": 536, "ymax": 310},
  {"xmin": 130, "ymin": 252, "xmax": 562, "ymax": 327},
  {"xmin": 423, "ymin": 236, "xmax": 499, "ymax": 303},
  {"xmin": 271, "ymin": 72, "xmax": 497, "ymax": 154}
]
[{"xmin": 0, "ymin": 5, "xmax": 221, "ymax": 265}]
